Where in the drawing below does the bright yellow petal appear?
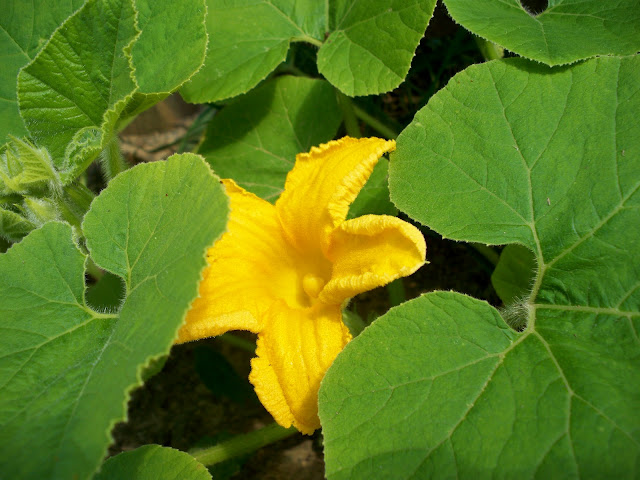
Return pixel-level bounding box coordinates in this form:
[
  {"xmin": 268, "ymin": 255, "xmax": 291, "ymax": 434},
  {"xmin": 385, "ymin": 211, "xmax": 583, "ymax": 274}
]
[
  {"xmin": 319, "ymin": 215, "xmax": 426, "ymax": 305},
  {"xmin": 249, "ymin": 302, "xmax": 351, "ymax": 434},
  {"xmin": 177, "ymin": 180, "xmax": 308, "ymax": 343},
  {"xmin": 276, "ymin": 137, "xmax": 395, "ymax": 256}
]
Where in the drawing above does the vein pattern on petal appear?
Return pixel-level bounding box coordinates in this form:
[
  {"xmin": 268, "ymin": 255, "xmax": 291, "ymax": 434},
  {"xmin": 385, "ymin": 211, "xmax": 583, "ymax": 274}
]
[
  {"xmin": 178, "ymin": 179, "xmax": 303, "ymax": 342},
  {"xmin": 250, "ymin": 302, "xmax": 351, "ymax": 434},
  {"xmin": 321, "ymin": 214, "xmax": 427, "ymax": 304},
  {"xmin": 276, "ymin": 137, "xmax": 396, "ymax": 256}
]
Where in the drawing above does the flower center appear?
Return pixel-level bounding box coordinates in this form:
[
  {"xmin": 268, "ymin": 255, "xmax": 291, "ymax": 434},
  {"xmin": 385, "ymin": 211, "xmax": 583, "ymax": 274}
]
[{"xmin": 302, "ymin": 273, "xmax": 326, "ymax": 300}]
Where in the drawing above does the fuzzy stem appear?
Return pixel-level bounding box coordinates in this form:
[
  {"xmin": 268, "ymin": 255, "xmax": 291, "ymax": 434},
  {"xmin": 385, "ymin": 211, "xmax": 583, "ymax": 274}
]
[
  {"xmin": 470, "ymin": 243, "xmax": 500, "ymax": 266},
  {"xmin": 336, "ymin": 91, "xmax": 361, "ymax": 138},
  {"xmin": 290, "ymin": 35, "xmax": 323, "ymax": 48},
  {"xmin": 54, "ymin": 181, "xmax": 95, "ymax": 232},
  {"xmin": 55, "ymin": 194, "xmax": 83, "ymax": 231},
  {"xmin": 85, "ymin": 258, "xmax": 104, "ymax": 281},
  {"xmin": 386, "ymin": 278, "xmax": 406, "ymax": 307},
  {"xmin": 352, "ymin": 105, "xmax": 399, "ymax": 139},
  {"xmin": 190, "ymin": 423, "xmax": 297, "ymax": 466},
  {"xmin": 63, "ymin": 182, "xmax": 94, "ymax": 215},
  {"xmin": 100, "ymin": 137, "xmax": 126, "ymax": 181},
  {"xmin": 475, "ymin": 37, "xmax": 504, "ymax": 61}
]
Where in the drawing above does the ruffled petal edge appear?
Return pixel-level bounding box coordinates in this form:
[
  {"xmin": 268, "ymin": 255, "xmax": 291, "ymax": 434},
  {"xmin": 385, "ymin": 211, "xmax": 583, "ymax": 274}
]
[{"xmin": 320, "ymin": 214, "xmax": 426, "ymax": 305}]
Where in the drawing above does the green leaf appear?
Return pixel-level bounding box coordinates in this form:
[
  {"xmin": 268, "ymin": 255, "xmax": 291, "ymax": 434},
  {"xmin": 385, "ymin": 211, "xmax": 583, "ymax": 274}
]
[
  {"xmin": 198, "ymin": 76, "xmax": 342, "ymax": 202},
  {"xmin": 0, "ymin": 206, "xmax": 35, "ymax": 241},
  {"xmin": 442, "ymin": 0, "xmax": 640, "ymax": 66},
  {"xmin": 18, "ymin": 0, "xmax": 138, "ymax": 174},
  {"xmin": 0, "ymin": 0, "xmax": 85, "ymax": 144},
  {"xmin": 17, "ymin": 0, "xmax": 207, "ymax": 182},
  {"xmin": 0, "ymin": 154, "xmax": 228, "ymax": 479},
  {"xmin": 181, "ymin": 0, "xmax": 436, "ymax": 102},
  {"xmin": 317, "ymin": 0, "xmax": 437, "ymax": 96},
  {"xmin": 390, "ymin": 56, "xmax": 638, "ymax": 248},
  {"xmin": 95, "ymin": 445, "xmax": 212, "ymax": 480},
  {"xmin": 321, "ymin": 293, "xmax": 518, "ymax": 479},
  {"xmin": 321, "ymin": 56, "xmax": 640, "ymax": 477},
  {"xmin": 21, "ymin": 196, "xmax": 60, "ymax": 225},
  {"xmin": 180, "ymin": 1, "xmax": 325, "ymax": 102},
  {"xmin": 492, "ymin": 244, "xmax": 536, "ymax": 306},
  {"xmin": 130, "ymin": 0, "xmax": 207, "ymax": 94},
  {"xmin": 0, "ymin": 136, "xmax": 59, "ymax": 195}
]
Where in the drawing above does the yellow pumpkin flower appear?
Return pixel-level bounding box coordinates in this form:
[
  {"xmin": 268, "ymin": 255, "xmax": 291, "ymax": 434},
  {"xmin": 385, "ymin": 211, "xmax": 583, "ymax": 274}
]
[{"xmin": 177, "ymin": 137, "xmax": 426, "ymax": 433}]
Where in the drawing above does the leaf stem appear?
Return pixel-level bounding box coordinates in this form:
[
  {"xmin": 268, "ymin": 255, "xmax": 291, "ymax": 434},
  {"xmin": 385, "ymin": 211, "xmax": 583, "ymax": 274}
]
[
  {"xmin": 53, "ymin": 181, "xmax": 95, "ymax": 234},
  {"xmin": 177, "ymin": 106, "xmax": 217, "ymax": 154},
  {"xmin": 85, "ymin": 257, "xmax": 104, "ymax": 281},
  {"xmin": 386, "ymin": 278, "xmax": 406, "ymax": 307},
  {"xmin": 190, "ymin": 422, "xmax": 297, "ymax": 466},
  {"xmin": 352, "ymin": 105, "xmax": 399, "ymax": 139},
  {"xmin": 63, "ymin": 181, "xmax": 95, "ymax": 216},
  {"xmin": 336, "ymin": 90, "xmax": 361, "ymax": 138},
  {"xmin": 99, "ymin": 137, "xmax": 127, "ymax": 181},
  {"xmin": 290, "ymin": 35, "xmax": 323, "ymax": 48},
  {"xmin": 474, "ymin": 37, "xmax": 504, "ymax": 61},
  {"xmin": 470, "ymin": 243, "xmax": 500, "ymax": 266}
]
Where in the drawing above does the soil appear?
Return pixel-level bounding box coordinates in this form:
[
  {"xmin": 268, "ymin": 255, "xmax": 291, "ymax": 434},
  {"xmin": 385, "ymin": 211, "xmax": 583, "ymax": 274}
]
[{"xmin": 107, "ymin": 6, "xmax": 499, "ymax": 478}]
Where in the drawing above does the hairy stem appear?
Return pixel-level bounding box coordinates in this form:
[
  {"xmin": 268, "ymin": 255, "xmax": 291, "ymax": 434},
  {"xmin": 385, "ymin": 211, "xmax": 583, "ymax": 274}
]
[
  {"xmin": 470, "ymin": 243, "xmax": 500, "ymax": 267},
  {"xmin": 386, "ymin": 278, "xmax": 407, "ymax": 307},
  {"xmin": 475, "ymin": 37, "xmax": 504, "ymax": 61},
  {"xmin": 291, "ymin": 35, "xmax": 323, "ymax": 48},
  {"xmin": 336, "ymin": 90, "xmax": 361, "ymax": 138},
  {"xmin": 190, "ymin": 422, "xmax": 297, "ymax": 466},
  {"xmin": 99, "ymin": 137, "xmax": 126, "ymax": 182},
  {"xmin": 353, "ymin": 105, "xmax": 399, "ymax": 139}
]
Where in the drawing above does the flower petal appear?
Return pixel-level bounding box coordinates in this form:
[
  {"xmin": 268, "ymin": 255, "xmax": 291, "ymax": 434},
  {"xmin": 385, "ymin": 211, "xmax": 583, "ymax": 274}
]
[
  {"xmin": 249, "ymin": 302, "xmax": 351, "ymax": 434},
  {"xmin": 320, "ymin": 215, "xmax": 426, "ymax": 305},
  {"xmin": 177, "ymin": 180, "xmax": 306, "ymax": 343},
  {"xmin": 276, "ymin": 137, "xmax": 395, "ymax": 256}
]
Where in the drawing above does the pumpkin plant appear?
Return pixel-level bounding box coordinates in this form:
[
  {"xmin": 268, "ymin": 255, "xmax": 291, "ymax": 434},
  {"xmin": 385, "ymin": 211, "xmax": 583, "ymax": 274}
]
[{"xmin": 1, "ymin": 0, "xmax": 638, "ymax": 478}]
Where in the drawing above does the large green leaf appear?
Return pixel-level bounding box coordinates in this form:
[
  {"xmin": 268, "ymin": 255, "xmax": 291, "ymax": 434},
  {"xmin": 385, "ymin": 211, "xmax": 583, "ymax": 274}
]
[
  {"xmin": 0, "ymin": 154, "xmax": 228, "ymax": 480},
  {"xmin": 95, "ymin": 445, "xmax": 212, "ymax": 480},
  {"xmin": 130, "ymin": 0, "xmax": 207, "ymax": 94},
  {"xmin": 181, "ymin": 0, "xmax": 436, "ymax": 102},
  {"xmin": 321, "ymin": 56, "xmax": 640, "ymax": 477},
  {"xmin": 443, "ymin": 0, "xmax": 640, "ymax": 66},
  {"xmin": 181, "ymin": 0, "xmax": 323, "ymax": 103},
  {"xmin": 18, "ymin": 0, "xmax": 137, "ymax": 173},
  {"xmin": 0, "ymin": 206, "xmax": 36, "ymax": 242},
  {"xmin": 0, "ymin": 0, "xmax": 85, "ymax": 144},
  {"xmin": 317, "ymin": 0, "xmax": 437, "ymax": 96},
  {"xmin": 198, "ymin": 75, "xmax": 342, "ymax": 201},
  {"xmin": 17, "ymin": 0, "xmax": 206, "ymax": 182}
]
